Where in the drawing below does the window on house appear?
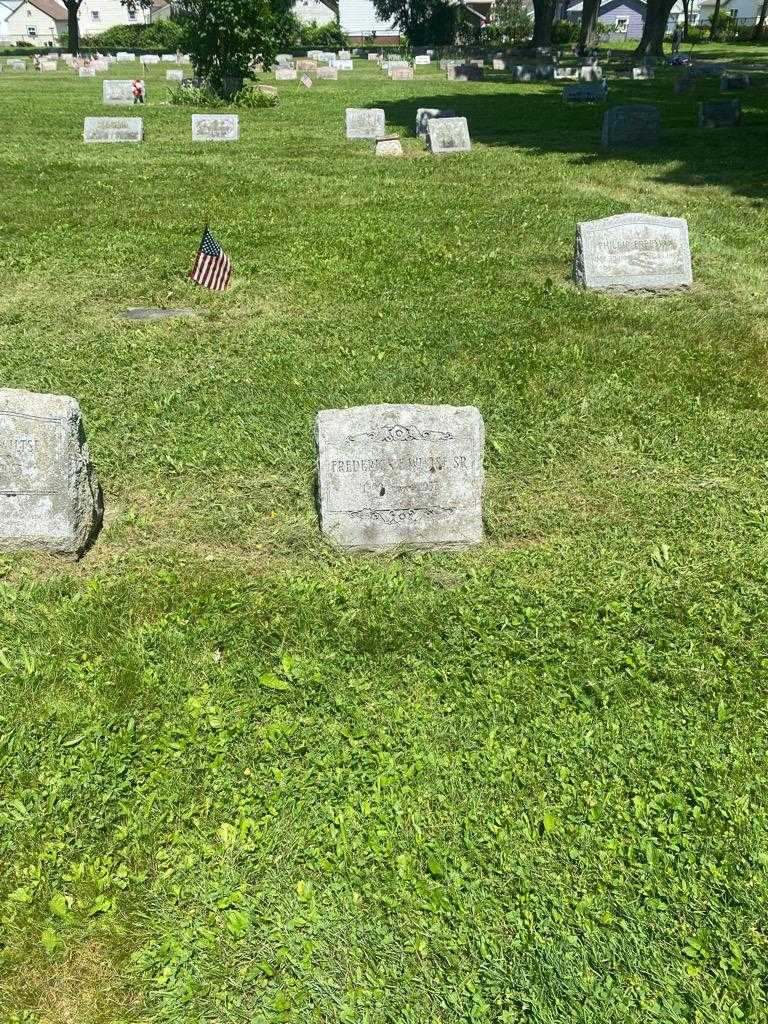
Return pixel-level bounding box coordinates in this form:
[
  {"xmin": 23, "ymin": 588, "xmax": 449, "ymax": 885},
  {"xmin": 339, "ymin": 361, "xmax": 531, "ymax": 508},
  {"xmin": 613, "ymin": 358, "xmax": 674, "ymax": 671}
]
[
  {"xmin": 91, "ymin": 9, "xmax": 100, "ymax": 18},
  {"xmin": 28, "ymin": 24, "xmax": 36, "ymax": 34},
  {"xmin": 615, "ymin": 15, "xmax": 628, "ymax": 31},
  {"xmin": 128, "ymin": 8, "xmax": 137, "ymax": 18}
]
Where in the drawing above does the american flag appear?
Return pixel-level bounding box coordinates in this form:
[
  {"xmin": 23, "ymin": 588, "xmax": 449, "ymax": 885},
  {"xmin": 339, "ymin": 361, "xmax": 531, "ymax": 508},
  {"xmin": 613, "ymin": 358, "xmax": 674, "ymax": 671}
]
[{"xmin": 189, "ymin": 226, "xmax": 232, "ymax": 292}]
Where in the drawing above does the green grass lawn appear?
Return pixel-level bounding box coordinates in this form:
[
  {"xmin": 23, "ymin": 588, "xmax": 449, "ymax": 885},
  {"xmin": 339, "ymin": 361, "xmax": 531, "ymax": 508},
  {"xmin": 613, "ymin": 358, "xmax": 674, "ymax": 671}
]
[{"xmin": 1, "ymin": 53, "xmax": 768, "ymax": 1024}]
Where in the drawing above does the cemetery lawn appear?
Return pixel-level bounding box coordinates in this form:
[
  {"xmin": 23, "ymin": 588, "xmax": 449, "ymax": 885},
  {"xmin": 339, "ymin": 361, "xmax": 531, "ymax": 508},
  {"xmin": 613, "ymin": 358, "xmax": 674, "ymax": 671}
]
[{"xmin": 2, "ymin": 53, "xmax": 768, "ymax": 1024}]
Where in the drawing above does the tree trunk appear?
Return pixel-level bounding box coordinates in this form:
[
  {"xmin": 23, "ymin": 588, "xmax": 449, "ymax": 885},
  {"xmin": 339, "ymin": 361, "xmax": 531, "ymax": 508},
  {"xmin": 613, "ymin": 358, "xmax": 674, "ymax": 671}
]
[
  {"xmin": 531, "ymin": 0, "xmax": 556, "ymax": 46},
  {"xmin": 633, "ymin": 0, "xmax": 676, "ymax": 58},
  {"xmin": 578, "ymin": 0, "xmax": 601, "ymax": 53},
  {"xmin": 682, "ymin": 0, "xmax": 689, "ymax": 39},
  {"xmin": 66, "ymin": 0, "xmax": 79, "ymax": 54},
  {"xmin": 710, "ymin": 0, "xmax": 722, "ymax": 39},
  {"xmin": 752, "ymin": 0, "xmax": 768, "ymax": 39}
]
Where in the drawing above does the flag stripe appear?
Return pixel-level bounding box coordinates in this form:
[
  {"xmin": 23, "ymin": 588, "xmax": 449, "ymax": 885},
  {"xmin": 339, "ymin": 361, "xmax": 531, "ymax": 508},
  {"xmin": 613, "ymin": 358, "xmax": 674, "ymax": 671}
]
[{"xmin": 189, "ymin": 226, "xmax": 232, "ymax": 292}]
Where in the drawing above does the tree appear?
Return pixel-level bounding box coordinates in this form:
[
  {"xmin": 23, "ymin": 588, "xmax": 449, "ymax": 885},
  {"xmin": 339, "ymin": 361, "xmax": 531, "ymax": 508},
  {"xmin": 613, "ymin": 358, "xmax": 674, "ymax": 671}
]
[
  {"xmin": 64, "ymin": 0, "xmax": 82, "ymax": 53},
  {"xmin": 709, "ymin": 0, "xmax": 723, "ymax": 38},
  {"xmin": 491, "ymin": 0, "xmax": 532, "ymax": 42},
  {"xmin": 531, "ymin": 0, "xmax": 557, "ymax": 47},
  {"xmin": 681, "ymin": 0, "xmax": 690, "ymax": 39},
  {"xmin": 371, "ymin": 0, "xmax": 458, "ymax": 45},
  {"xmin": 175, "ymin": 0, "xmax": 282, "ymax": 96},
  {"xmin": 632, "ymin": 0, "xmax": 676, "ymax": 58},
  {"xmin": 753, "ymin": 0, "xmax": 768, "ymax": 39},
  {"xmin": 577, "ymin": 0, "xmax": 601, "ymax": 53}
]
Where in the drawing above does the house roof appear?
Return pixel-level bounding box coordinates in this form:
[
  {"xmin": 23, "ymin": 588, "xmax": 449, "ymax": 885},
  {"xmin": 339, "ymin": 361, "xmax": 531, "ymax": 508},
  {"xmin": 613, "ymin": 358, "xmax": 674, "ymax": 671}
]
[{"xmin": 10, "ymin": 0, "xmax": 69, "ymax": 19}]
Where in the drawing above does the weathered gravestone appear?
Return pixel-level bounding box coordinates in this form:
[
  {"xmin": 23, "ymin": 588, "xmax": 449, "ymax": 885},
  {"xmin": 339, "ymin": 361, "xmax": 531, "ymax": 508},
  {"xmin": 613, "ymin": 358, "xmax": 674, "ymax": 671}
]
[
  {"xmin": 142, "ymin": 54, "xmax": 161, "ymax": 65},
  {"xmin": 448, "ymin": 63, "xmax": 483, "ymax": 81},
  {"xmin": 368, "ymin": 52, "xmax": 380, "ymax": 60},
  {"xmin": 191, "ymin": 114, "xmax": 239, "ymax": 141},
  {"xmin": 698, "ymin": 98, "xmax": 740, "ymax": 127},
  {"xmin": 316, "ymin": 66, "xmax": 338, "ymax": 79},
  {"xmin": 554, "ymin": 66, "xmax": 579, "ymax": 79},
  {"xmin": 511, "ymin": 65, "xmax": 536, "ymax": 82},
  {"xmin": 315, "ymin": 403, "xmax": 484, "ymax": 550},
  {"xmin": 579, "ymin": 64, "xmax": 602, "ymax": 80},
  {"xmin": 390, "ymin": 66, "xmax": 414, "ymax": 80},
  {"xmin": 415, "ymin": 107, "xmax": 455, "ymax": 139},
  {"xmin": 79, "ymin": 67, "xmax": 96, "ymax": 77},
  {"xmin": 161, "ymin": 53, "xmax": 177, "ymax": 61},
  {"xmin": 0, "ymin": 389, "xmax": 103, "ymax": 558},
  {"xmin": 563, "ymin": 81, "xmax": 607, "ymax": 102},
  {"xmin": 427, "ymin": 116, "xmax": 471, "ymax": 154},
  {"xmin": 83, "ymin": 116, "xmax": 143, "ymax": 142},
  {"xmin": 8, "ymin": 60, "xmax": 26, "ymax": 71},
  {"xmin": 334, "ymin": 59, "xmax": 354, "ymax": 70},
  {"xmin": 103, "ymin": 79, "xmax": 136, "ymax": 105},
  {"xmin": 345, "ymin": 107, "xmax": 386, "ymax": 139},
  {"xmin": 275, "ymin": 67, "xmax": 297, "ymax": 80},
  {"xmin": 720, "ymin": 73, "xmax": 749, "ymax": 90},
  {"xmin": 296, "ymin": 58, "xmax": 318, "ymax": 70},
  {"xmin": 632, "ymin": 66, "xmax": 654, "ymax": 79},
  {"xmin": 40, "ymin": 60, "xmax": 57, "ymax": 71},
  {"xmin": 574, "ymin": 213, "xmax": 692, "ymax": 293},
  {"xmin": 375, "ymin": 135, "xmax": 404, "ymax": 156},
  {"xmin": 414, "ymin": 54, "xmax": 431, "ymax": 64},
  {"xmin": 492, "ymin": 58, "xmax": 507, "ymax": 71},
  {"xmin": 602, "ymin": 104, "xmax": 660, "ymax": 148},
  {"xmin": 166, "ymin": 69, "xmax": 183, "ymax": 81}
]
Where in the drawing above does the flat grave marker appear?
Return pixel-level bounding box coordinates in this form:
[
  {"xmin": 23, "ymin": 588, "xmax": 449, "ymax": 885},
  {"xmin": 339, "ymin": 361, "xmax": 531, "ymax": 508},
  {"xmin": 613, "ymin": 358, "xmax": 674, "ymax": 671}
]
[
  {"xmin": 191, "ymin": 113, "xmax": 239, "ymax": 141},
  {"xmin": 83, "ymin": 116, "xmax": 143, "ymax": 142},
  {"xmin": 375, "ymin": 135, "xmax": 403, "ymax": 156}
]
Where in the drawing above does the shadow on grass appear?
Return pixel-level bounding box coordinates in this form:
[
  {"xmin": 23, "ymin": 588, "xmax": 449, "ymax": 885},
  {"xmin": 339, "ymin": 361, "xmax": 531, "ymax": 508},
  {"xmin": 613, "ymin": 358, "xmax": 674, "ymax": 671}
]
[{"xmin": 373, "ymin": 73, "xmax": 768, "ymax": 201}]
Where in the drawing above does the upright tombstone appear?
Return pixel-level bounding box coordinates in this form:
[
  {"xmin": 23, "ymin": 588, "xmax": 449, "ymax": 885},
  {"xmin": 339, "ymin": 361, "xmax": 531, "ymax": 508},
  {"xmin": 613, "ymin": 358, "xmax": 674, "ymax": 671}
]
[
  {"xmin": 0, "ymin": 389, "xmax": 103, "ymax": 558},
  {"xmin": 632, "ymin": 66, "xmax": 654, "ymax": 79},
  {"xmin": 698, "ymin": 98, "xmax": 740, "ymax": 127},
  {"xmin": 102, "ymin": 79, "xmax": 136, "ymax": 105},
  {"xmin": 142, "ymin": 54, "xmax": 161, "ymax": 65},
  {"xmin": 8, "ymin": 60, "xmax": 26, "ymax": 71},
  {"xmin": 579, "ymin": 64, "xmax": 602, "ymax": 80},
  {"xmin": 316, "ymin": 66, "xmax": 338, "ymax": 79},
  {"xmin": 161, "ymin": 53, "xmax": 177, "ymax": 61},
  {"xmin": 554, "ymin": 66, "xmax": 579, "ymax": 79},
  {"xmin": 563, "ymin": 81, "xmax": 607, "ymax": 102},
  {"xmin": 447, "ymin": 63, "xmax": 483, "ymax": 81},
  {"xmin": 191, "ymin": 113, "xmax": 239, "ymax": 141},
  {"xmin": 427, "ymin": 116, "xmax": 471, "ymax": 154},
  {"xmin": 721, "ymin": 73, "xmax": 749, "ymax": 90},
  {"xmin": 296, "ymin": 58, "xmax": 318, "ymax": 70},
  {"xmin": 315, "ymin": 404, "xmax": 484, "ymax": 551},
  {"xmin": 574, "ymin": 213, "xmax": 692, "ymax": 293},
  {"xmin": 83, "ymin": 116, "xmax": 143, "ymax": 142},
  {"xmin": 601, "ymin": 104, "xmax": 660, "ymax": 148},
  {"xmin": 334, "ymin": 58, "xmax": 354, "ymax": 70},
  {"xmin": 368, "ymin": 52, "xmax": 379, "ymax": 60},
  {"xmin": 79, "ymin": 66, "xmax": 96, "ymax": 77},
  {"xmin": 166, "ymin": 69, "xmax": 184, "ymax": 81},
  {"xmin": 492, "ymin": 58, "xmax": 507, "ymax": 71},
  {"xmin": 415, "ymin": 107, "xmax": 455, "ymax": 139},
  {"xmin": 414, "ymin": 54, "xmax": 431, "ymax": 64},
  {"xmin": 389, "ymin": 66, "xmax": 414, "ymax": 80},
  {"xmin": 345, "ymin": 107, "xmax": 386, "ymax": 139},
  {"xmin": 275, "ymin": 67, "xmax": 297, "ymax": 80}
]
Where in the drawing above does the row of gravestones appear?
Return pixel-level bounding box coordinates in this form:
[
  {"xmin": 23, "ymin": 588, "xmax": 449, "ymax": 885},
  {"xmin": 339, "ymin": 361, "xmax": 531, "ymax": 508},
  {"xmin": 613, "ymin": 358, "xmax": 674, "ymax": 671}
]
[
  {"xmin": 346, "ymin": 107, "xmax": 471, "ymax": 155},
  {"xmin": 83, "ymin": 114, "xmax": 240, "ymax": 142},
  {"xmin": 1, "ymin": 213, "xmax": 693, "ymax": 557}
]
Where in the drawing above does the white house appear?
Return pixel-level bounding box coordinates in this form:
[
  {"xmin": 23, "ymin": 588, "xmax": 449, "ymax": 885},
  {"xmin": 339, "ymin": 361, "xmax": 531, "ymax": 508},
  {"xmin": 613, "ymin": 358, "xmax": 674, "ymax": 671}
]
[
  {"xmin": 0, "ymin": 0, "xmax": 16, "ymax": 40},
  {"xmin": 293, "ymin": 0, "xmax": 336, "ymax": 25},
  {"xmin": 292, "ymin": 0, "xmax": 400, "ymax": 41},
  {"xmin": 3, "ymin": 0, "xmax": 164, "ymax": 44},
  {"xmin": 699, "ymin": 0, "xmax": 759, "ymax": 24},
  {"xmin": 4, "ymin": 0, "xmax": 66, "ymax": 45}
]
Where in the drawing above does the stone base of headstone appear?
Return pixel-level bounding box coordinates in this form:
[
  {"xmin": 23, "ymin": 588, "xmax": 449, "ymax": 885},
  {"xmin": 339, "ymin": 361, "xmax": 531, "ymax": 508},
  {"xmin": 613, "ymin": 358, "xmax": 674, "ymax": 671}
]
[
  {"xmin": 0, "ymin": 390, "xmax": 103, "ymax": 559},
  {"xmin": 375, "ymin": 136, "xmax": 403, "ymax": 156}
]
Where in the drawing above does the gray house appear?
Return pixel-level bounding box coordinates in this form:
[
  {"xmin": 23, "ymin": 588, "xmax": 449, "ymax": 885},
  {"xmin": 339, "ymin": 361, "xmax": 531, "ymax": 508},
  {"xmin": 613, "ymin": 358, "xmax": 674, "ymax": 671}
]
[{"xmin": 567, "ymin": 0, "xmax": 687, "ymax": 38}]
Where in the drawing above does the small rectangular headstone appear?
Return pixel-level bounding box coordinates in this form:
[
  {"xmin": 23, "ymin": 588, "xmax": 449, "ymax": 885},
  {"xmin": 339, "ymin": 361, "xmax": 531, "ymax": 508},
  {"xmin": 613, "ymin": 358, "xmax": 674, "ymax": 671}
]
[
  {"xmin": 415, "ymin": 107, "xmax": 455, "ymax": 139},
  {"xmin": 698, "ymin": 98, "xmax": 740, "ymax": 127},
  {"xmin": 601, "ymin": 104, "xmax": 660, "ymax": 148},
  {"xmin": 8, "ymin": 60, "xmax": 26, "ymax": 71},
  {"xmin": 389, "ymin": 66, "xmax": 413, "ymax": 80},
  {"xmin": 720, "ymin": 73, "xmax": 749, "ymax": 90},
  {"xmin": 579, "ymin": 65, "xmax": 602, "ymax": 81},
  {"xmin": 414, "ymin": 54, "xmax": 430, "ymax": 64},
  {"xmin": 142, "ymin": 54, "xmax": 161, "ymax": 65},
  {"xmin": 427, "ymin": 115, "xmax": 471, "ymax": 154},
  {"xmin": 275, "ymin": 67, "xmax": 297, "ymax": 80},
  {"xmin": 166, "ymin": 69, "xmax": 184, "ymax": 81},
  {"xmin": 316, "ymin": 66, "xmax": 338, "ymax": 79},
  {"xmin": 161, "ymin": 53, "xmax": 177, "ymax": 61},
  {"xmin": 79, "ymin": 67, "xmax": 96, "ymax": 77},
  {"xmin": 103, "ymin": 79, "xmax": 136, "ymax": 105},
  {"xmin": 563, "ymin": 81, "xmax": 607, "ymax": 103},
  {"xmin": 448, "ymin": 63, "xmax": 483, "ymax": 81},
  {"xmin": 345, "ymin": 107, "xmax": 386, "ymax": 139},
  {"xmin": 0, "ymin": 389, "xmax": 102, "ymax": 558},
  {"xmin": 632, "ymin": 66, "xmax": 653, "ymax": 79},
  {"xmin": 368, "ymin": 52, "xmax": 379, "ymax": 60},
  {"xmin": 574, "ymin": 213, "xmax": 692, "ymax": 293},
  {"xmin": 83, "ymin": 116, "xmax": 143, "ymax": 143},
  {"xmin": 40, "ymin": 60, "xmax": 57, "ymax": 71},
  {"xmin": 334, "ymin": 59, "xmax": 353, "ymax": 70},
  {"xmin": 375, "ymin": 135, "xmax": 403, "ymax": 156},
  {"xmin": 554, "ymin": 66, "xmax": 578, "ymax": 79},
  {"xmin": 296, "ymin": 59, "xmax": 318, "ymax": 70},
  {"xmin": 191, "ymin": 113, "xmax": 239, "ymax": 141},
  {"xmin": 315, "ymin": 403, "xmax": 484, "ymax": 550},
  {"xmin": 492, "ymin": 58, "xmax": 506, "ymax": 71}
]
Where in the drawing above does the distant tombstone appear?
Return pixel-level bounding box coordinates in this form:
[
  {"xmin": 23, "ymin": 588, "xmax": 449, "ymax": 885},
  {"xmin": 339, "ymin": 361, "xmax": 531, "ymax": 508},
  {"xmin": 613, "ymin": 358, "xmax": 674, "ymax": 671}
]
[
  {"xmin": 536, "ymin": 64, "xmax": 555, "ymax": 79},
  {"xmin": 91, "ymin": 59, "xmax": 108, "ymax": 71},
  {"xmin": 447, "ymin": 63, "xmax": 483, "ymax": 81},
  {"xmin": 375, "ymin": 135, "xmax": 403, "ymax": 156},
  {"xmin": 468, "ymin": 58, "xmax": 484, "ymax": 67},
  {"xmin": 334, "ymin": 58, "xmax": 353, "ymax": 70},
  {"xmin": 345, "ymin": 107, "xmax": 386, "ymax": 139},
  {"xmin": 296, "ymin": 58, "xmax": 318, "ymax": 70},
  {"xmin": 337, "ymin": 49, "xmax": 352, "ymax": 59},
  {"xmin": 166, "ymin": 69, "xmax": 183, "ymax": 81},
  {"xmin": 367, "ymin": 52, "xmax": 379, "ymax": 60},
  {"xmin": 255, "ymin": 83, "xmax": 278, "ymax": 96},
  {"xmin": 414, "ymin": 54, "xmax": 430, "ymax": 64},
  {"xmin": 601, "ymin": 104, "xmax": 660, "ymax": 148},
  {"xmin": 40, "ymin": 60, "xmax": 57, "ymax": 71},
  {"xmin": 574, "ymin": 213, "xmax": 692, "ymax": 293},
  {"xmin": 632, "ymin": 66, "xmax": 653, "ymax": 79},
  {"xmin": 698, "ymin": 98, "xmax": 740, "ymax": 127},
  {"xmin": 191, "ymin": 113, "xmax": 239, "ymax": 141},
  {"xmin": 102, "ymin": 79, "xmax": 136, "ymax": 105},
  {"xmin": 415, "ymin": 107, "xmax": 455, "ymax": 139},
  {"xmin": 115, "ymin": 51, "xmax": 134, "ymax": 61},
  {"xmin": 563, "ymin": 81, "xmax": 607, "ymax": 102},
  {"xmin": 315, "ymin": 403, "xmax": 484, "ymax": 551},
  {"xmin": 512, "ymin": 65, "xmax": 536, "ymax": 82},
  {"xmin": 8, "ymin": 60, "xmax": 26, "ymax": 71},
  {"xmin": 390, "ymin": 66, "xmax": 414, "ymax": 80},
  {"xmin": 720, "ymin": 73, "xmax": 749, "ymax": 90},
  {"xmin": 0, "ymin": 389, "xmax": 103, "ymax": 558},
  {"xmin": 275, "ymin": 67, "xmax": 297, "ymax": 80},
  {"xmin": 300, "ymin": 73, "xmax": 312, "ymax": 88},
  {"xmin": 316, "ymin": 66, "xmax": 338, "ymax": 80},
  {"xmin": 79, "ymin": 67, "xmax": 96, "ymax": 77},
  {"xmin": 142, "ymin": 54, "xmax": 161, "ymax": 65},
  {"xmin": 553, "ymin": 66, "xmax": 578, "ymax": 79},
  {"xmin": 492, "ymin": 58, "xmax": 506, "ymax": 71},
  {"xmin": 579, "ymin": 64, "xmax": 602, "ymax": 81},
  {"xmin": 83, "ymin": 116, "xmax": 143, "ymax": 143},
  {"xmin": 276, "ymin": 53, "xmax": 293, "ymax": 64},
  {"xmin": 161, "ymin": 53, "xmax": 177, "ymax": 62},
  {"xmin": 427, "ymin": 115, "xmax": 471, "ymax": 154}
]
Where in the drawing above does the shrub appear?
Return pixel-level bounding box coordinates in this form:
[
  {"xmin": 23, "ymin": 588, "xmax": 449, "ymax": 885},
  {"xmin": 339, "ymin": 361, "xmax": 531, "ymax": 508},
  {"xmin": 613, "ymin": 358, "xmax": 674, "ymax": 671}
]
[
  {"xmin": 82, "ymin": 20, "xmax": 184, "ymax": 52},
  {"xmin": 685, "ymin": 25, "xmax": 709, "ymax": 42},
  {"xmin": 299, "ymin": 19, "xmax": 349, "ymax": 49},
  {"xmin": 167, "ymin": 82, "xmax": 278, "ymax": 107},
  {"xmin": 552, "ymin": 19, "xmax": 579, "ymax": 43}
]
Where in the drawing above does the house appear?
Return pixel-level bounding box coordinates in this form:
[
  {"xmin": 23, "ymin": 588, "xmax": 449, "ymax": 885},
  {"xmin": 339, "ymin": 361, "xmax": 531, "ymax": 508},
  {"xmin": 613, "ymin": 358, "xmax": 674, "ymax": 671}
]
[
  {"xmin": 699, "ymin": 0, "xmax": 758, "ymax": 25},
  {"xmin": 292, "ymin": 0, "xmax": 336, "ymax": 25},
  {"xmin": 4, "ymin": 0, "xmax": 67, "ymax": 45},
  {"xmin": 336, "ymin": 0, "xmax": 400, "ymax": 42},
  {"xmin": 0, "ymin": 0, "xmax": 16, "ymax": 40},
  {"xmin": 566, "ymin": 0, "xmax": 694, "ymax": 38}
]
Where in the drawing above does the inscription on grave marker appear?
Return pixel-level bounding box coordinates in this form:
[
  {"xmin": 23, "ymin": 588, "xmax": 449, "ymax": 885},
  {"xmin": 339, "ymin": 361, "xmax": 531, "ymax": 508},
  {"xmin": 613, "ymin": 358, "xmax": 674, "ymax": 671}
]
[
  {"xmin": 574, "ymin": 213, "xmax": 692, "ymax": 293},
  {"xmin": 191, "ymin": 114, "xmax": 239, "ymax": 141}
]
